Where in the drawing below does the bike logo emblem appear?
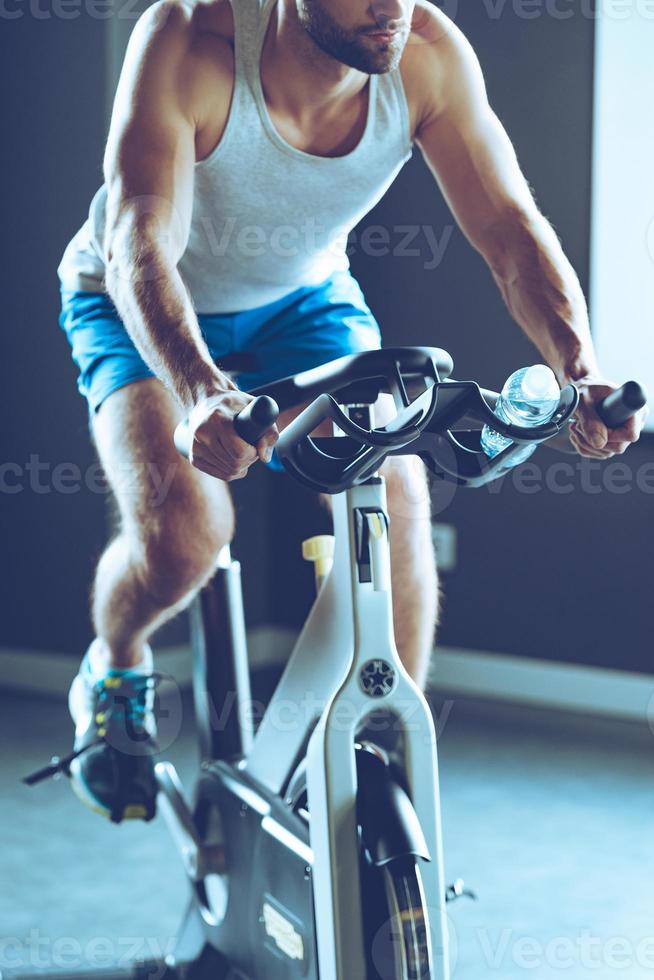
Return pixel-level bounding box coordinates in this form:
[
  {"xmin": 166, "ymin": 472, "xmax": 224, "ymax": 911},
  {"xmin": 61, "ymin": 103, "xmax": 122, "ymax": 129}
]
[{"xmin": 359, "ymin": 660, "xmax": 396, "ymax": 698}]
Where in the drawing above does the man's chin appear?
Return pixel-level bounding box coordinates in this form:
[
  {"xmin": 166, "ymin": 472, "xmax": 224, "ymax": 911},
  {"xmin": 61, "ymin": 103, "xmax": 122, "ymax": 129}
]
[
  {"xmin": 366, "ymin": 58, "xmax": 400, "ymax": 76},
  {"xmin": 359, "ymin": 35, "xmax": 406, "ymax": 73},
  {"xmin": 343, "ymin": 40, "xmax": 403, "ymax": 74}
]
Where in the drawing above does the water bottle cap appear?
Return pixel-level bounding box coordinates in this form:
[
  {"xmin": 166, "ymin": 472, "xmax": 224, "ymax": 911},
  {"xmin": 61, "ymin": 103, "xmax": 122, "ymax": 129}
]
[{"xmin": 522, "ymin": 365, "xmax": 559, "ymax": 402}]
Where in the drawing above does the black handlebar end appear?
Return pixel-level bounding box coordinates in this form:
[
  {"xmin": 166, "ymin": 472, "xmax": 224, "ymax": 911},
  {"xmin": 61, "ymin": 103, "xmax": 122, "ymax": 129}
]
[
  {"xmin": 596, "ymin": 381, "xmax": 647, "ymax": 429},
  {"xmin": 233, "ymin": 395, "xmax": 279, "ymax": 445}
]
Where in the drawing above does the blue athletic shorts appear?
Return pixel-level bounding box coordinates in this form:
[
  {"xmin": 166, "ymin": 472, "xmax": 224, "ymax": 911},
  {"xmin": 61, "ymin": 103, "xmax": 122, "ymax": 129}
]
[{"xmin": 58, "ymin": 271, "xmax": 382, "ymax": 415}]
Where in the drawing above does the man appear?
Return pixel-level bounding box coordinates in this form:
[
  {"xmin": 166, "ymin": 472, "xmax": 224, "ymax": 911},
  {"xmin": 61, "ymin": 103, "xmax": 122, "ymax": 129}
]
[{"xmin": 58, "ymin": 0, "xmax": 644, "ymax": 822}]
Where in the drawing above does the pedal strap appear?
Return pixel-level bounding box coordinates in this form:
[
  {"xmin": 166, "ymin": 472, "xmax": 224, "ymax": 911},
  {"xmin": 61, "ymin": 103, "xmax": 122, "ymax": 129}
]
[{"xmin": 22, "ymin": 740, "xmax": 102, "ymax": 786}]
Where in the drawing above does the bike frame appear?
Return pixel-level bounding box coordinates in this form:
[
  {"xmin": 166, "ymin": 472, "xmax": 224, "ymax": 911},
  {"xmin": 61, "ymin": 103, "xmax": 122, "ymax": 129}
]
[{"xmin": 193, "ymin": 472, "xmax": 450, "ymax": 980}]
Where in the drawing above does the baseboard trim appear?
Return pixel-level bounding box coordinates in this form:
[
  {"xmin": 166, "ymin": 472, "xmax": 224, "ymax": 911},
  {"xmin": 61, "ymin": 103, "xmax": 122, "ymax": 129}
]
[
  {"xmin": 431, "ymin": 647, "xmax": 654, "ymax": 724},
  {"xmin": 1, "ymin": 633, "xmax": 653, "ymax": 724}
]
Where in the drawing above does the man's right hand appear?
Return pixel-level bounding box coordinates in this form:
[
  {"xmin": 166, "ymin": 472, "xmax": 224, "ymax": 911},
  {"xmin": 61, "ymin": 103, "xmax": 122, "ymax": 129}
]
[{"xmin": 186, "ymin": 387, "xmax": 279, "ymax": 481}]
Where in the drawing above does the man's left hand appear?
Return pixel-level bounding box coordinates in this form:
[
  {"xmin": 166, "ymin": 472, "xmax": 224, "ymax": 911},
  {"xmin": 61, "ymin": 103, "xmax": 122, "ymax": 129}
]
[{"xmin": 568, "ymin": 377, "xmax": 648, "ymax": 459}]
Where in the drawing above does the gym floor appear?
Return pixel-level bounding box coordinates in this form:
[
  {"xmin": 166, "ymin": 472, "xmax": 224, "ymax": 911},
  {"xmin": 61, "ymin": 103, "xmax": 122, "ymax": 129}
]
[{"xmin": 2, "ymin": 677, "xmax": 653, "ymax": 980}]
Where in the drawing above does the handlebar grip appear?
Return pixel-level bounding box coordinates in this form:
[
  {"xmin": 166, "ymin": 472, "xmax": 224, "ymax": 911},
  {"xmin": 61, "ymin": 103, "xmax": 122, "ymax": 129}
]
[
  {"xmin": 596, "ymin": 381, "xmax": 647, "ymax": 429},
  {"xmin": 173, "ymin": 395, "xmax": 279, "ymax": 459},
  {"xmin": 232, "ymin": 395, "xmax": 279, "ymax": 444}
]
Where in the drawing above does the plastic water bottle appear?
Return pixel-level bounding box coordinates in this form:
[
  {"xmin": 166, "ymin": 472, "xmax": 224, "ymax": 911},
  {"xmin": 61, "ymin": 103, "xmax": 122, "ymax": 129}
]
[{"xmin": 481, "ymin": 365, "xmax": 560, "ymax": 465}]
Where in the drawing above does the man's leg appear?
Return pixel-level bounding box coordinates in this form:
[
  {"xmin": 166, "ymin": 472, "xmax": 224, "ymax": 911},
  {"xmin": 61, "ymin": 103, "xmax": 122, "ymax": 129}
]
[
  {"xmin": 90, "ymin": 378, "xmax": 235, "ymax": 668},
  {"xmin": 68, "ymin": 378, "xmax": 236, "ymax": 820},
  {"xmin": 381, "ymin": 455, "xmax": 440, "ymax": 691},
  {"xmin": 373, "ymin": 390, "xmax": 440, "ymax": 689}
]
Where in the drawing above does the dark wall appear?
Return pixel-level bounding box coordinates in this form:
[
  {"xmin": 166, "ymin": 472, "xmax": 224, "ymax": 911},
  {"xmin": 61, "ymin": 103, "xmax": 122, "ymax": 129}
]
[{"xmin": 1, "ymin": 12, "xmax": 108, "ymax": 653}]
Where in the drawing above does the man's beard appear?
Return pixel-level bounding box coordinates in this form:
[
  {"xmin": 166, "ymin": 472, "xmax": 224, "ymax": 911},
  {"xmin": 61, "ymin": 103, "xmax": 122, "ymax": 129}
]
[{"xmin": 298, "ymin": 0, "xmax": 407, "ymax": 74}]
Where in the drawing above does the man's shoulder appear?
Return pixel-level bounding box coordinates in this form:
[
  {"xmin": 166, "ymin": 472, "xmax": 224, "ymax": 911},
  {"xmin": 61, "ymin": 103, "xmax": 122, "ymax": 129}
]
[
  {"xmin": 400, "ymin": 3, "xmax": 482, "ymax": 132},
  {"xmin": 133, "ymin": 0, "xmax": 235, "ymax": 79},
  {"xmin": 127, "ymin": 0, "xmax": 235, "ymax": 120},
  {"xmin": 138, "ymin": 0, "xmax": 234, "ymax": 40},
  {"xmin": 408, "ymin": 1, "xmax": 457, "ymax": 46},
  {"xmin": 402, "ymin": 3, "xmax": 471, "ymax": 81}
]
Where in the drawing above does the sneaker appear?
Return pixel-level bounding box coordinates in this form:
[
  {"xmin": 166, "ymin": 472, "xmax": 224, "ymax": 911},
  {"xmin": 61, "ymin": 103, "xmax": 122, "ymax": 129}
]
[{"xmin": 68, "ymin": 639, "xmax": 159, "ymax": 823}]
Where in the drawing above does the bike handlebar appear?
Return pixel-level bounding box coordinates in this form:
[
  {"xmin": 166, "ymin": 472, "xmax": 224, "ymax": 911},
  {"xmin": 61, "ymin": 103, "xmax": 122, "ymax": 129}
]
[{"xmin": 172, "ymin": 348, "xmax": 646, "ymax": 493}]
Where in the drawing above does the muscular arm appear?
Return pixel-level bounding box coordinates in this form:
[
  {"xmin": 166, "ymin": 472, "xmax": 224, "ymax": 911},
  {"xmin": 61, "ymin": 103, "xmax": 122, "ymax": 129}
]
[
  {"xmin": 102, "ymin": 1, "xmax": 230, "ymax": 410},
  {"xmin": 409, "ymin": 6, "xmax": 600, "ymax": 390},
  {"xmin": 101, "ymin": 3, "xmax": 277, "ymax": 476}
]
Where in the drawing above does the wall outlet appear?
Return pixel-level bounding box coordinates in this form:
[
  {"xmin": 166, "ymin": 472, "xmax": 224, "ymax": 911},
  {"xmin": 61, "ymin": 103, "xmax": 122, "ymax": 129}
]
[{"xmin": 432, "ymin": 523, "xmax": 457, "ymax": 572}]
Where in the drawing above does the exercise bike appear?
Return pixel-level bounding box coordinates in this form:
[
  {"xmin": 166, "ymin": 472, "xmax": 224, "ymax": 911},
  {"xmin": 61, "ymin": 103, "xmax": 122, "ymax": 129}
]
[{"xmin": 20, "ymin": 346, "xmax": 645, "ymax": 980}]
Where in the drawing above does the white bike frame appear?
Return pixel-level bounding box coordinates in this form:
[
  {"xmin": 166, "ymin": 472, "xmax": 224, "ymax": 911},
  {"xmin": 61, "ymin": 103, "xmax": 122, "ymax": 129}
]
[{"xmin": 244, "ymin": 476, "xmax": 450, "ymax": 980}]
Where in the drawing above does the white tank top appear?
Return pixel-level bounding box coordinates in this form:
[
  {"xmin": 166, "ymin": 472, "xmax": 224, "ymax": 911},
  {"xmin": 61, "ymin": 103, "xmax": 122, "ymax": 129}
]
[{"xmin": 57, "ymin": 0, "xmax": 413, "ymax": 313}]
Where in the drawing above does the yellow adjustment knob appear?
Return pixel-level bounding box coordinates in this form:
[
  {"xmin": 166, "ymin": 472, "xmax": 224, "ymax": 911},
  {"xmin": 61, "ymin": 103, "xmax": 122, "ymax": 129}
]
[
  {"xmin": 368, "ymin": 513, "xmax": 384, "ymax": 539},
  {"xmin": 302, "ymin": 535, "xmax": 335, "ymax": 578}
]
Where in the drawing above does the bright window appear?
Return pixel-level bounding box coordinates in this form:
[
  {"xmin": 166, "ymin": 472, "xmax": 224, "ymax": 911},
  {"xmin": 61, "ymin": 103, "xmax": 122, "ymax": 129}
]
[{"xmin": 591, "ymin": 9, "xmax": 654, "ymax": 427}]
